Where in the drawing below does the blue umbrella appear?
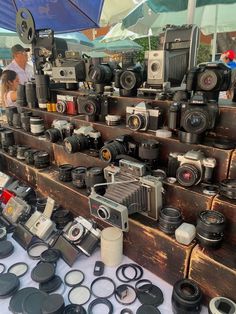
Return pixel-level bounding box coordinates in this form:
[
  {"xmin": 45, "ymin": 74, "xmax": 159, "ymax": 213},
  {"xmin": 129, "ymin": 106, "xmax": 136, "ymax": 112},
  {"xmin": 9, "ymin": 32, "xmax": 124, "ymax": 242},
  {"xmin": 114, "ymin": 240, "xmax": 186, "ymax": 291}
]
[{"xmin": 0, "ymin": 0, "xmax": 104, "ymax": 33}]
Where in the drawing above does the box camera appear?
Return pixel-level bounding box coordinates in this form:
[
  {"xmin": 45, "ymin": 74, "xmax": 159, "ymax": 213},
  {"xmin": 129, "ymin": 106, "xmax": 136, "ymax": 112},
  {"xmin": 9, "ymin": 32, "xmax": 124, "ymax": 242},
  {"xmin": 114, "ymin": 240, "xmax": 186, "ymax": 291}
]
[
  {"xmin": 77, "ymin": 94, "xmax": 109, "ymax": 121},
  {"xmin": 3, "ymin": 196, "xmax": 31, "ymax": 225},
  {"xmin": 114, "ymin": 64, "xmax": 144, "ymax": 97},
  {"xmin": 168, "ymin": 150, "xmax": 216, "ymax": 187},
  {"xmin": 126, "ymin": 101, "xmax": 163, "ymax": 132},
  {"xmin": 99, "ymin": 135, "xmax": 138, "ymax": 163},
  {"xmin": 64, "ymin": 126, "xmax": 102, "ymax": 154},
  {"xmin": 168, "ymin": 93, "xmax": 219, "ymax": 137},
  {"xmin": 146, "ymin": 50, "xmax": 168, "ymax": 86},
  {"xmin": 45, "ymin": 120, "xmax": 74, "ymax": 143},
  {"xmin": 56, "ymin": 95, "xmax": 78, "ymax": 115},
  {"xmin": 63, "ymin": 216, "xmax": 101, "ymax": 256},
  {"xmin": 89, "ymin": 159, "xmax": 163, "ymax": 231}
]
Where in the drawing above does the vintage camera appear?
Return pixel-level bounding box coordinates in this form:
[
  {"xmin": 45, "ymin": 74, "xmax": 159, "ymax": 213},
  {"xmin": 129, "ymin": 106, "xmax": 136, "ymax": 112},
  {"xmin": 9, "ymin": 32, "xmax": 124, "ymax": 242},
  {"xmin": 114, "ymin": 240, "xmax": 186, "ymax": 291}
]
[
  {"xmin": 63, "ymin": 216, "xmax": 101, "ymax": 256},
  {"xmin": 99, "ymin": 135, "xmax": 138, "ymax": 163},
  {"xmin": 24, "ymin": 197, "xmax": 56, "ymax": 240},
  {"xmin": 56, "ymin": 95, "xmax": 78, "ymax": 115},
  {"xmin": 114, "ymin": 64, "xmax": 144, "ymax": 97},
  {"xmin": 77, "ymin": 94, "xmax": 109, "ymax": 121},
  {"xmin": 126, "ymin": 101, "xmax": 163, "ymax": 132},
  {"xmin": 168, "ymin": 94, "xmax": 219, "ymax": 141},
  {"xmin": 89, "ymin": 159, "xmax": 163, "ymax": 231},
  {"xmin": 64, "ymin": 126, "xmax": 102, "ymax": 154},
  {"xmin": 168, "ymin": 150, "xmax": 216, "ymax": 187},
  {"xmin": 45, "ymin": 120, "xmax": 74, "ymax": 143},
  {"xmin": 2, "ymin": 196, "xmax": 31, "ymax": 225},
  {"xmin": 89, "ymin": 62, "xmax": 118, "ymax": 85},
  {"xmin": 146, "ymin": 50, "xmax": 167, "ymax": 86}
]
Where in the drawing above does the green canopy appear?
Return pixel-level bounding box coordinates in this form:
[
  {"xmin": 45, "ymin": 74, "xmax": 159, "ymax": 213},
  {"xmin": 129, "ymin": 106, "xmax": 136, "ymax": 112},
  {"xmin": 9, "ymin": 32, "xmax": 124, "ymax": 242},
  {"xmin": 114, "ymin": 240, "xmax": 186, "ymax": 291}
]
[{"xmin": 92, "ymin": 36, "xmax": 143, "ymax": 53}]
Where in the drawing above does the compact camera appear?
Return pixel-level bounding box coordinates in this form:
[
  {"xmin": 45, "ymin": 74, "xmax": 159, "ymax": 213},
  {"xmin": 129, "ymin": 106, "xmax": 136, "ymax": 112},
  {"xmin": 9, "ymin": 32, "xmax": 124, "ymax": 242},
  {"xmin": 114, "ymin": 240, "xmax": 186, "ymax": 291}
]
[
  {"xmin": 126, "ymin": 101, "xmax": 163, "ymax": 132},
  {"xmin": 99, "ymin": 135, "xmax": 138, "ymax": 163},
  {"xmin": 168, "ymin": 150, "xmax": 216, "ymax": 187},
  {"xmin": 89, "ymin": 159, "xmax": 163, "ymax": 231},
  {"xmin": 25, "ymin": 197, "xmax": 56, "ymax": 240},
  {"xmin": 114, "ymin": 64, "xmax": 144, "ymax": 97},
  {"xmin": 63, "ymin": 216, "xmax": 101, "ymax": 256},
  {"xmin": 64, "ymin": 126, "xmax": 102, "ymax": 154},
  {"xmin": 56, "ymin": 95, "xmax": 78, "ymax": 115},
  {"xmin": 3, "ymin": 196, "xmax": 31, "ymax": 225},
  {"xmin": 168, "ymin": 94, "xmax": 219, "ymax": 137},
  {"xmin": 45, "ymin": 120, "xmax": 74, "ymax": 143},
  {"xmin": 77, "ymin": 94, "xmax": 109, "ymax": 121}
]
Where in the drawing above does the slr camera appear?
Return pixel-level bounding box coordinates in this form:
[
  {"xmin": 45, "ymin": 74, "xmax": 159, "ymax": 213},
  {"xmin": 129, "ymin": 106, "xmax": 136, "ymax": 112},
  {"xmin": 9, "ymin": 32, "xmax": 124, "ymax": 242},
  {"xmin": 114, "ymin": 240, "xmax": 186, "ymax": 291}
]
[
  {"xmin": 168, "ymin": 150, "xmax": 216, "ymax": 187},
  {"xmin": 126, "ymin": 101, "xmax": 163, "ymax": 132},
  {"xmin": 77, "ymin": 94, "xmax": 109, "ymax": 121},
  {"xmin": 99, "ymin": 135, "xmax": 138, "ymax": 163},
  {"xmin": 63, "ymin": 216, "xmax": 101, "ymax": 256},
  {"xmin": 89, "ymin": 62, "xmax": 118, "ymax": 85},
  {"xmin": 56, "ymin": 95, "xmax": 78, "ymax": 115},
  {"xmin": 114, "ymin": 64, "xmax": 144, "ymax": 97},
  {"xmin": 89, "ymin": 159, "xmax": 163, "ymax": 231},
  {"xmin": 63, "ymin": 126, "xmax": 102, "ymax": 154},
  {"xmin": 45, "ymin": 120, "xmax": 74, "ymax": 143}
]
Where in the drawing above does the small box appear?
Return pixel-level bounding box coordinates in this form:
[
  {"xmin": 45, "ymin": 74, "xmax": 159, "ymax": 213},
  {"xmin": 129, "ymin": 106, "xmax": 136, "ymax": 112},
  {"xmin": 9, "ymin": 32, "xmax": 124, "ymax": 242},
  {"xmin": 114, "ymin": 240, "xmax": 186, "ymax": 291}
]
[{"xmin": 175, "ymin": 222, "xmax": 196, "ymax": 245}]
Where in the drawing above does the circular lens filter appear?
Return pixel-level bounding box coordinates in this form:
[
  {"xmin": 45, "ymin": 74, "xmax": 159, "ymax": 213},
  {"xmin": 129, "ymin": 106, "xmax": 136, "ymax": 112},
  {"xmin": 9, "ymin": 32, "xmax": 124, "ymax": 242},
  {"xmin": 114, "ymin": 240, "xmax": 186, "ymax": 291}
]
[
  {"xmin": 9, "ymin": 287, "xmax": 39, "ymax": 313},
  {"xmin": 39, "ymin": 275, "xmax": 62, "ymax": 294},
  {"xmin": 8, "ymin": 262, "xmax": 29, "ymax": 278},
  {"xmin": 28, "ymin": 242, "xmax": 49, "ymax": 259},
  {"xmin": 0, "ymin": 263, "xmax": 5, "ymax": 274},
  {"xmin": 31, "ymin": 262, "xmax": 55, "ymax": 283},
  {"xmin": 22, "ymin": 290, "xmax": 48, "ymax": 314},
  {"xmin": 0, "ymin": 240, "xmax": 14, "ymax": 259},
  {"xmin": 64, "ymin": 270, "xmax": 85, "ymax": 287},
  {"xmin": 68, "ymin": 285, "xmax": 91, "ymax": 305},
  {"xmin": 63, "ymin": 304, "xmax": 86, "ymax": 314},
  {"xmin": 41, "ymin": 293, "xmax": 65, "ymax": 314},
  {"xmin": 0, "ymin": 273, "xmax": 20, "ymax": 298},
  {"xmin": 91, "ymin": 277, "xmax": 116, "ymax": 299}
]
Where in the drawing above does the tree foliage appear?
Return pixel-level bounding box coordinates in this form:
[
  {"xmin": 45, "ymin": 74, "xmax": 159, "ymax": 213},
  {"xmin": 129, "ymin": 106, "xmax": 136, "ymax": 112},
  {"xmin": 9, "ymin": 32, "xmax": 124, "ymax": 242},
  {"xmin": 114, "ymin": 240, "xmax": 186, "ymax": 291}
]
[
  {"xmin": 134, "ymin": 36, "xmax": 159, "ymax": 62},
  {"xmin": 197, "ymin": 43, "xmax": 211, "ymax": 64}
]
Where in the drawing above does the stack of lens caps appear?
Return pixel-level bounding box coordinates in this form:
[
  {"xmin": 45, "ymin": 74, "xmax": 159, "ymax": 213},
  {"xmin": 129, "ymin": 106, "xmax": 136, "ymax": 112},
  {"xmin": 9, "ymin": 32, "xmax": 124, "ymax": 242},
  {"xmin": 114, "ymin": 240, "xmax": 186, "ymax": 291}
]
[{"xmin": 0, "ymin": 273, "xmax": 20, "ymax": 298}]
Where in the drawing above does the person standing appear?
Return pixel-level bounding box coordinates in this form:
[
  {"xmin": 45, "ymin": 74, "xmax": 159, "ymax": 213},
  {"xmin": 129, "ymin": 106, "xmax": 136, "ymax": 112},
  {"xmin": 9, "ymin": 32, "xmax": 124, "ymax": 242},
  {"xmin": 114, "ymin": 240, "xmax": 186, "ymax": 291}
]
[
  {"xmin": 1, "ymin": 70, "xmax": 20, "ymax": 107},
  {"xmin": 4, "ymin": 44, "xmax": 33, "ymax": 84}
]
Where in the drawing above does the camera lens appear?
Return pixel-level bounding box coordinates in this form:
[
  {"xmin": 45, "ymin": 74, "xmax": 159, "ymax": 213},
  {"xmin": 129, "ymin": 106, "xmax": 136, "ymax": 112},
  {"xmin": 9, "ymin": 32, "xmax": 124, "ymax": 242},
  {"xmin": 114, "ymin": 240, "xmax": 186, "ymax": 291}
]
[
  {"xmin": 72, "ymin": 167, "xmax": 87, "ymax": 188},
  {"xmin": 34, "ymin": 151, "xmax": 50, "ymax": 169},
  {"xmin": 12, "ymin": 113, "xmax": 21, "ymax": 129},
  {"xmin": 198, "ymin": 70, "xmax": 218, "ymax": 91},
  {"xmin": 5, "ymin": 107, "xmax": 18, "ymax": 126},
  {"xmin": 1, "ymin": 130, "xmax": 15, "ymax": 151},
  {"xmin": 21, "ymin": 112, "xmax": 32, "ymax": 132},
  {"xmin": 176, "ymin": 164, "xmax": 201, "ymax": 187},
  {"xmin": 208, "ymin": 296, "xmax": 236, "ymax": 314},
  {"xmin": 25, "ymin": 80, "xmax": 37, "ymax": 108},
  {"xmin": 30, "ymin": 116, "xmax": 45, "ymax": 136},
  {"xmin": 52, "ymin": 208, "xmax": 73, "ymax": 230},
  {"xmin": 196, "ymin": 210, "xmax": 226, "ymax": 248},
  {"xmin": 64, "ymin": 134, "xmax": 88, "ymax": 153},
  {"xmin": 82, "ymin": 97, "xmax": 101, "ymax": 116},
  {"xmin": 8, "ymin": 145, "xmax": 17, "ymax": 157},
  {"xmin": 16, "ymin": 84, "xmax": 26, "ymax": 107},
  {"xmin": 24, "ymin": 149, "xmax": 39, "ymax": 165},
  {"xmin": 16, "ymin": 145, "xmax": 30, "ymax": 160},
  {"xmin": 85, "ymin": 167, "xmax": 105, "ymax": 194},
  {"xmin": 56, "ymin": 101, "xmax": 67, "ymax": 113},
  {"xmin": 127, "ymin": 113, "xmax": 146, "ymax": 131},
  {"xmin": 35, "ymin": 74, "xmax": 50, "ymax": 109},
  {"xmin": 159, "ymin": 207, "xmax": 183, "ymax": 235},
  {"xmin": 45, "ymin": 128, "xmax": 61, "ymax": 143},
  {"xmin": 89, "ymin": 64, "xmax": 113, "ymax": 84},
  {"xmin": 182, "ymin": 108, "xmax": 209, "ymax": 134},
  {"xmin": 172, "ymin": 279, "xmax": 202, "ymax": 314},
  {"xmin": 99, "ymin": 140, "xmax": 126, "ymax": 163},
  {"xmin": 138, "ymin": 140, "xmax": 159, "ymax": 166},
  {"xmin": 219, "ymin": 179, "xmax": 236, "ymax": 200},
  {"xmin": 58, "ymin": 164, "xmax": 74, "ymax": 182},
  {"xmin": 120, "ymin": 71, "xmax": 138, "ymax": 90}
]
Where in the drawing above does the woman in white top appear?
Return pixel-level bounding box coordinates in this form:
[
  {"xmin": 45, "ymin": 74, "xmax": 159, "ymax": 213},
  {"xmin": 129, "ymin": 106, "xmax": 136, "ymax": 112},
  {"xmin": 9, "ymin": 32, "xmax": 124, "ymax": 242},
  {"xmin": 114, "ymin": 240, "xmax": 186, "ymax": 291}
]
[{"xmin": 1, "ymin": 70, "xmax": 20, "ymax": 107}]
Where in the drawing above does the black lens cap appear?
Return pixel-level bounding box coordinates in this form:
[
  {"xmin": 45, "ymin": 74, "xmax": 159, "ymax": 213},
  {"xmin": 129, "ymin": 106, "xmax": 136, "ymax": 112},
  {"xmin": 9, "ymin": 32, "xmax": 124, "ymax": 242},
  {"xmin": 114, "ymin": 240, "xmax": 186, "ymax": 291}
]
[
  {"xmin": 63, "ymin": 304, "xmax": 86, "ymax": 314},
  {"xmin": 39, "ymin": 275, "xmax": 62, "ymax": 294},
  {"xmin": 136, "ymin": 304, "xmax": 161, "ymax": 314},
  {"xmin": 0, "ymin": 240, "xmax": 14, "ymax": 258},
  {"xmin": 31, "ymin": 262, "xmax": 55, "ymax": 283},
  {"xmin": 137, "ymin": 284, "xmax": 164, "ymax": 306},
  {"xmin": 9, "ymin": 287, "xmax": 39, "ymax": 313},
  {"xmin": 40, "ymin": 248, "xmax": 61, "ymax": 263},
  {"xmin": 22, "ymin": 290, "xmax": 48, "ymax": 314},
  {"xmin": 0, "ymin": 273, "xmax": 20, "ymax": 298},
  {"xmin": 41, "ymin": 293, "xmax": 65, "ymax": 314}
]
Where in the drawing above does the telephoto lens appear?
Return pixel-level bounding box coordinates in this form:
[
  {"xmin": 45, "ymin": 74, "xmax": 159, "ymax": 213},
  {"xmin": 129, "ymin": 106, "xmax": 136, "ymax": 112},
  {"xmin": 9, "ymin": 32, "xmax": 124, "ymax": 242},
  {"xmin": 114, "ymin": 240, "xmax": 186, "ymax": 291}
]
[
  {"xmin": 5, "ymin": 107, "xmax": 18, "ymax": 126},
  {"xmin": 208, "ymin": 296, "xmax": 236, "ymax": 314},
  {"xmin": 158, "ymin": 207, "xmax": 183, "ymax": 235},
  {"xmin": 12, "ymin": 112, "xmax": 21, "ymax": 129},
  {"xmin": 196, "ymin": 210, "xmax": 226, "ymax": 248},
  {"xmin": 172, "ymin": 279, "xmax": 202, "ymax": 314},
  {"xmin": 20, "ymin": 111, "xmax": 32, "ymax": 132},
  {"xmin": 99, "ymin": 140, "xmax": 127, "ymax": 163},
  {"xmin": 64, "ymin": 134, "xmax": 89, "ymax": 154},
  {"xmin": 45, "ymin": 128, "xmax": 61, "ymax": 143},
  {"xmin": 33, "ymin": 151, "xmax": 50, "ymax": 169},
  {"xmin": 139, "ymin": 140, "xmax": 160, "ymax": 169},
  {"xmin": 25, "ymin": 80, "xmax": 38, "ymax": 108},
  {"xmin": 16, "ymin": 145, "xmax": 30, "ymax": 160},
  {"xmin": 85, "ymin": 167, "xmax": 106, "ymax": 195},
  {"xmin": 1, "ymin": 130, "xmax": 15, "ymax": 151},
  {"xmin": 24, "ymin": 149, "xmax": 39, "ymax": 165},
  {"xmin": 219, "ymin": 179, "xmax": 236, "ymax": 200},
  {"xmin": 72, "ymin": 167, "xmax": 87, "ymax": 188},
  {"xmin": 0, "ymin": 127, "xmax": 7, "ymax": 148},
  {"xmin": 16, "ymin": 84, "xmax": 26, "ymax": 107},
  {"xmin": 30, "ymin": 116, "xmax": 45, "ymax": 136},
  {"xmin": 58, "ymin": 164, "xmax": 74, "ymax": 182},
  {"xmin": 8, "ymin": 145, "xmax": 17, "ymax": 157},
  {"xmin": 35, "ymin": 74, "xmax": 50, "ymax": 110}
]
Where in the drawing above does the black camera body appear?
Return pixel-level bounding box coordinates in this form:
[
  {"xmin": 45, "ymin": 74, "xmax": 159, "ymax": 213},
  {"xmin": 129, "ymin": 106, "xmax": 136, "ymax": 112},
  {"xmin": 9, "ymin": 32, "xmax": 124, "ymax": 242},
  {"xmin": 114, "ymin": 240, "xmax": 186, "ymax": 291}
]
[
  {"xmin": 114, "ymin": 64, "xmax": 144, "ymax": 97},
  {"xmin": 77, "ymin": 94, "xmax": 109, "ymax": 121}
]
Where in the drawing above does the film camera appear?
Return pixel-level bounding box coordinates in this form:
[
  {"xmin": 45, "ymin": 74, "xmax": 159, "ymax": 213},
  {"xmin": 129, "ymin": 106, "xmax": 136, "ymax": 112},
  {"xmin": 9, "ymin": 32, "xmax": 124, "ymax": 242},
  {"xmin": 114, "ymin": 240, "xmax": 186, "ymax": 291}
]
[
  {"xmin": 56, "ymin": 95, "xmax": 78, "ymax": 115},
  {"xmin": 77, "ymin": 94, "xmax": 109, "ymax": 121},
  {"xmin": 63, "ymin": 216, "xmax": 101, "ymax": 256},
  {"xmin": 89, "ymin": 159, "xmax": 163, "ymax": 231},
  {"xmin": 126, "ymin": 101, "xmax": 163, "ymax": 132},
  {"xmin": 168, "ymin": 150, "xmax": 216, "ymax": 187},
  {"xmin": 89, "ymin": 62, "xmax": 119, "ymax": 85},
  {"xmin": 45, "ymin": 120, "xmax": 74, "ymax": 143},
  {"xmin": 64, "ymin": 126, "xmax": 102, "ymax": 154}
]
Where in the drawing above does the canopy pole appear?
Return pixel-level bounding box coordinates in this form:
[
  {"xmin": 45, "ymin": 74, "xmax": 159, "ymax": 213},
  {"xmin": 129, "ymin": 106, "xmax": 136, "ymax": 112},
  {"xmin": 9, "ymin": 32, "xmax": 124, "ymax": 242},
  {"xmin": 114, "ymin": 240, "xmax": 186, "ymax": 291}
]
[
  {"xmin": 187, "ymin": 0, "xmax": 197, "ymax": 24},
  {"xmin": 212, "ymin": 5, "xmax": 219, "ymax": 61}
]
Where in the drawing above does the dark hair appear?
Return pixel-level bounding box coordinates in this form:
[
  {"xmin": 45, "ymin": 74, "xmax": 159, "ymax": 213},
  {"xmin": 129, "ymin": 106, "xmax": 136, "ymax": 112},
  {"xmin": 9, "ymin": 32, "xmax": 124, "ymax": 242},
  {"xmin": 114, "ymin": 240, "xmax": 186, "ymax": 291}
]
[
  {"xmin": 1, "ymin": 70, "xmax": 18, "ymax": 107},
  {"xmin": 0, "ymin": 68, "xmax": 3, "ymax": 78}
]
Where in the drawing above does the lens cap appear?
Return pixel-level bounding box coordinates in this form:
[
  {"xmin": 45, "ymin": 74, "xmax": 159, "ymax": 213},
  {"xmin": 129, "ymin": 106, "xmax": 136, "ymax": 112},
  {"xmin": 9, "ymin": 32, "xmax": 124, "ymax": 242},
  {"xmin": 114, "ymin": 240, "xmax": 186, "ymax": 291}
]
[
  {"xmin": 40, "ymin": 248, "xmax": 61, "ymax": 263},
  {"xmin": 136, "ymin": 304, "xmax": 161, "ymax": 314},
  {"xmin": 63, "ymin": 304, "xmax": 86, "ymax": 314},
  {"xmin": 0, "ymin": 273, "xmax": 20, "ymax": 298},
  {"xmin": 28, "ymin": 242, "xmax": 49, "ymax": 259},
  {"xmin": 31, "ymin": 262, "xmax": 55, "ymax": 283},
  {"xmin": 39, "ymin": 275, "xmax": 62, "ymax": 294},
  {"xmin": 9, "ymin": 287, "xmax": 39, "ymax": 313},
  {"xmin": 0, "ymin": 240, "xmax": 14, "ymax": 258},
  {"xmin": 64, "ymin": 270, "xmax": 85, "ymax": 287},
  {"xmin": 68, "ymin": 285, "xmax": 91, "ymax": 305},
  {"xmin": 41, "ymin": 293, "xmax": 65, "ymax": 314},
  {"xmin": 137, "ymin": 284, "xmax": 164, "ymax": 306},
  {"xmin": 8, "ymin": 262, "xmax": 29, "ymax": 277},
  {"xmin": 22, "ymin": 290, "xmax": 48, "ymax": 314},
  {"xmin": 213, "ymin": 139, "xmax": 235, "ymax": 150}
]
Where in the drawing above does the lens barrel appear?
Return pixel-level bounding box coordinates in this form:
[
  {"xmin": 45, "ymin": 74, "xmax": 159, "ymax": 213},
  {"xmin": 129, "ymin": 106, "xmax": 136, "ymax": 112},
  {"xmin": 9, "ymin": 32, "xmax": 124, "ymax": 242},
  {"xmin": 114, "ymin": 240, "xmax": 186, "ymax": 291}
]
[
  {"xmin": 159, "ymin": 207, "xmax": 183, "ymax": 235},
  {"xmin": 58, "ymin": 164, "xmax": 74, "ymax": 182}
]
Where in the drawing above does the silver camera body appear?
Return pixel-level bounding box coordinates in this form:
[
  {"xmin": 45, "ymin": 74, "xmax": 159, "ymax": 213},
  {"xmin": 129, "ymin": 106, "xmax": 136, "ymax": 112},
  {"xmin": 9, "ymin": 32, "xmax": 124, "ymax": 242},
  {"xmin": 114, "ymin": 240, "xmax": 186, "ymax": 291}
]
[
  {"xmin": 146, "ymin": 50, "xmax": 168, "ymax": 86},
  {"xmin": 63, "ymin": 216, "xmax": 101, "ymax": 256},
  {"xmin": 89, "ymin": 159, "xmax": 163, "ymax": 231},
  {"xmin": 3, "ymin": 196, "xmax": 31, "ymax": 225},
  {"xmin": 73, "ymin": 126, "xmax": 101, "ymax": 141}
]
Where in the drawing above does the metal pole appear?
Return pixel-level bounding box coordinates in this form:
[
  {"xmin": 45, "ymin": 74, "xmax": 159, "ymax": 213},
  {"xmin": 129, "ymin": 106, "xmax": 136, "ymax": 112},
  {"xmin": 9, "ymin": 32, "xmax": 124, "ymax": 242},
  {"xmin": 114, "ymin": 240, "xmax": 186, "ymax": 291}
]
[
  {"xmin": 187, "ymin": 0, "xmax": 197, "ymax": 24},
  {"xmin": 212, "ymin": 5, "xmax": 218, "ymax": 61}
]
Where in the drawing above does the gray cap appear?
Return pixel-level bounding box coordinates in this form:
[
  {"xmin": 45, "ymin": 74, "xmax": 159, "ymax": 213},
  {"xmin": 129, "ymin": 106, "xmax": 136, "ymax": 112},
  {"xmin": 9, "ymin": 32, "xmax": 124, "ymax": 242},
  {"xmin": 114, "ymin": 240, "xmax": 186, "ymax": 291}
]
[{"xmin": 11, "ymin": 44, "xmax": 30, "ymax": 54}]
